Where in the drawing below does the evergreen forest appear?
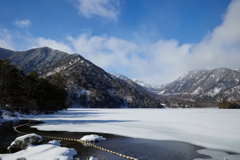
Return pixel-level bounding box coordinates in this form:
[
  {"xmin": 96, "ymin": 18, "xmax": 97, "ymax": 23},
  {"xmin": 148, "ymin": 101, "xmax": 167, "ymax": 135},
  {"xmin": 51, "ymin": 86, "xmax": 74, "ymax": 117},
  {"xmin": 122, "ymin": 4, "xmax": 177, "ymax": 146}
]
[
  {"xmin": 0, "ymin": 59, "xmax": 67, "ymax": 117},
  {"xmin": 218, "ymin": 100, "xmax": 240, "ymax": 109}
]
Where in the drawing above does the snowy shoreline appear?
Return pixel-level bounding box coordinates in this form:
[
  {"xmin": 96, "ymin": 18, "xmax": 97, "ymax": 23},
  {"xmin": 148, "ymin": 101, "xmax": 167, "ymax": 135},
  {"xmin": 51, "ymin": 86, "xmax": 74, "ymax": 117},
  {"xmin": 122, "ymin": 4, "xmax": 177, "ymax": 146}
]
[
  {"xmin": 0, "ymin": 138, "xmax": 78, "ymax": 160},
  {"xmin": 20, "ymin": 108, "xmax": 240, "ymax": 154}
]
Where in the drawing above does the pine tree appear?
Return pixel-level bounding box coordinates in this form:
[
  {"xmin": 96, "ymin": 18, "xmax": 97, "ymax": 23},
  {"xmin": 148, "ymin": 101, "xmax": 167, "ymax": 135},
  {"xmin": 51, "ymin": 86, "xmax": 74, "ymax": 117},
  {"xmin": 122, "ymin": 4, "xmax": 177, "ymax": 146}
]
[
  {"xmin": 21, "ymin": 71, "xmax": 38, "ymax": 114},
  {"xmin": 0, "ymin": 59, "xmax": 68, "ymax": 114},
  {"xmin": 52, "ymin": 73, "xmax": 64, "ymax": 89}
]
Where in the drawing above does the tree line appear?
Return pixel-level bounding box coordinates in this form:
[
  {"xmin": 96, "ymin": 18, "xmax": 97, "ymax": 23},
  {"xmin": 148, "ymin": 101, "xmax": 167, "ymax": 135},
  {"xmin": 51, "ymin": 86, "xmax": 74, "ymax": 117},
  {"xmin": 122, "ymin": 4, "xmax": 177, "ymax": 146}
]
[
  {"xmin": 65, "ymin": 63, "xmax": 163, "ymax": 108},
  {"xmin": 218, "ymin": 100, "xmax": 240, "ymax": 109},
  {"xmin": 0, "ymin": 59, "xmax": 67, "ymax": 117}
]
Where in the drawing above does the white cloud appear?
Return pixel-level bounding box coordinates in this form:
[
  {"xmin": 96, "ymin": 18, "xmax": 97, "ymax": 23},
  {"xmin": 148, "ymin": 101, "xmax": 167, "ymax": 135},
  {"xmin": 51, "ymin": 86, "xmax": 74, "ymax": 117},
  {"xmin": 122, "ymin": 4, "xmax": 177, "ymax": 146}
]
[
  {"xmin": 67, "ymin": 34, "xmax": 138, "ymax": 69},
  {"xmin": 0, "ymin": 29, "xmax": 15, "ymax": 50},
  {"xmin": 2, "ymin": 0, "xmax": 240, "ymax": 86},
  {"xmin": 131, "ymin": 0, "xmax": 240, "ymax": 85},
  {"xmin": 68, "ymin": 0, "xmax": 240, "ymax": 85},
  {"xmin": 32, "ymin": 37, "xmax": 74, "ymax": 54},
  {"xmin": 74, "ymin": 0, "xmax": 120, "ymax": 21},
  {"xmin": 138, "ymin": 40, "xmax": 193, "ymax": 84},
  {"xmin": 63, "ymin": 34, "xmax": 193, "ymax": 85},
  {"xmin": 14, "ymin": 19, "xmax": 31, "ymax": 28}
]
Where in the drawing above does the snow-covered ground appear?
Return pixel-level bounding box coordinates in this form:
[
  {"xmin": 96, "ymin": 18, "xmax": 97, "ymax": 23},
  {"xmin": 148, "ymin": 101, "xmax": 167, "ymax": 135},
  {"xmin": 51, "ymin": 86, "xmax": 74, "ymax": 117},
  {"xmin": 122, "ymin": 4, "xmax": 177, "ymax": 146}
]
[
  {"xmin": 1, "ymin": 140, "xmax": 77, "ymax": 160},
  {"xmin": 22, "ymin": 108, "xmax": 240, "ymax": 154},
  {"xmin": 0, "ymin": 110, "xmax": 20, "ymax": 126}
]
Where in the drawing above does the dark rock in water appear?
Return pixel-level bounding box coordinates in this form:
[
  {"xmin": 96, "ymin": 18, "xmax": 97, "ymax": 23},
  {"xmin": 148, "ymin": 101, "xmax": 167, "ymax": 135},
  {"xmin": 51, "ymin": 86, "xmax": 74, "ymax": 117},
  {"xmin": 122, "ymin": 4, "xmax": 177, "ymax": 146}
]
[
  {"xmin": 16, "ymin": 158, "xmax": 27, "ymax": 160},
  {"xmin": 7, "ymin": 133, "xmax": 43, "ymax": 153}
]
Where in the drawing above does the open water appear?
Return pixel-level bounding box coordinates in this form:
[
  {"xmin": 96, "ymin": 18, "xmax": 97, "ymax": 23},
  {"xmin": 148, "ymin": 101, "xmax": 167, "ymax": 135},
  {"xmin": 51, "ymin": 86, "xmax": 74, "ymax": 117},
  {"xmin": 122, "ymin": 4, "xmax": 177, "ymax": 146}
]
[{"xmin": 0, "ymin": 120, "xmax": 210, "ymax": 160}]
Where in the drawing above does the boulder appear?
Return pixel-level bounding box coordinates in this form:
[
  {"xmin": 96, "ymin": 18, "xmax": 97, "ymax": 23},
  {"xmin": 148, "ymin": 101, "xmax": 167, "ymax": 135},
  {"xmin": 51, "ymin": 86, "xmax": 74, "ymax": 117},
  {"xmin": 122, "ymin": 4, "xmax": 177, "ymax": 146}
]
[
  {"xmin": 16, "ymin": 158, "xmax": 27, "ymax": 160},
  {"xmin": 80, "ymin": 134, "xmax": 106, "ymax": 142},
  {"xmin": 8, "ymin": 133, "xmax": 43, "ymax": 153}
]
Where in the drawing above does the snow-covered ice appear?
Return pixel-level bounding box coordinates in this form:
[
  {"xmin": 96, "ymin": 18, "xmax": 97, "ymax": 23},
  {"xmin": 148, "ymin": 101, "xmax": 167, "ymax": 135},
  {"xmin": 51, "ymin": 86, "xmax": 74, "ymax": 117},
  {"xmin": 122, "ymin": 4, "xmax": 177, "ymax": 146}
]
[
  {"xmin": 194, "ymin": 149, "xmax": 240, "ymax": 160},
  {"xmin": 21, "ymin": 108, "xmax": 240, "ymax": 154},
  {"xmin": 0, "ymin": 140, "xmax": 77, "ymax": 160},
  {"xmin": 80, "ymin": 134, "xmax": 106, "ymax": 142}
]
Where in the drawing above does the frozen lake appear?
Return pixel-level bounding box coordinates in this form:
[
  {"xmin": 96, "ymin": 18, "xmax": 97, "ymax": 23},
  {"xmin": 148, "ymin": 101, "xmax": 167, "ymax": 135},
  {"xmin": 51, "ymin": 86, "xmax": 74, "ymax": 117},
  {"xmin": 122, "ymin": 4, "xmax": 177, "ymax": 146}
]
[{"xmin": 23, "ymin": 108, "xmax": 240, "ymax": 156}]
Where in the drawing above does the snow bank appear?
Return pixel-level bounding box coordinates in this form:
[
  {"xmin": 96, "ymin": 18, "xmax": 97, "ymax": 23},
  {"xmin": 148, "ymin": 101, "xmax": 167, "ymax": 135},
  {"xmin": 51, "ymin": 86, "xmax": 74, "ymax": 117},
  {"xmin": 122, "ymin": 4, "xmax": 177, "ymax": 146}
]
[
  {"xmin": 0, "ymin": 110, "xmax": 20, "ymax": 126},
  {"xmin": 21, "ymin": 108, "xmax": 240, "ymax": 154},
  {"xmin": 1, "ymin": 140, "xmax": 77, "ymax": 160},
  {"xmin": 14, "ymin": 133, "xmax": 42, "ymax": 142},
  {"xmin": 80, "ymin": 134, "xmax": 106, "ymax": 142},
  {"xmin": 47, "ymin": 140, "xmax": 61, "ymax": 146}
]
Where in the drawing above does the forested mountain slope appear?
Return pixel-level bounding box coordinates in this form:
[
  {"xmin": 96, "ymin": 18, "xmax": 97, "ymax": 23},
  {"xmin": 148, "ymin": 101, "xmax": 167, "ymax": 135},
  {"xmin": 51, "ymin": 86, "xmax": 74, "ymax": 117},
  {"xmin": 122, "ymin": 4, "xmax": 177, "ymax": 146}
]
[
  {"xmin": 0, "ymin": 47, "xmax": 163, "ymax": 108},
  {"xmin": 6, "ymin": 47, "xmax": 69, "ymax": 74}
]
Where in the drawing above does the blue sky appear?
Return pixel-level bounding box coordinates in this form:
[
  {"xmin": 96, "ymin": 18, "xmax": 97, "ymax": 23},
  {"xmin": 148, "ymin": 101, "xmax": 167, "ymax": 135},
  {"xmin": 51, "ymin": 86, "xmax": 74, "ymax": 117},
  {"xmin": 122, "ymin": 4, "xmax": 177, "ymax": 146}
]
[{"xmin": 0, "ymin": 0, "xmax": 240, "ymax": 85}]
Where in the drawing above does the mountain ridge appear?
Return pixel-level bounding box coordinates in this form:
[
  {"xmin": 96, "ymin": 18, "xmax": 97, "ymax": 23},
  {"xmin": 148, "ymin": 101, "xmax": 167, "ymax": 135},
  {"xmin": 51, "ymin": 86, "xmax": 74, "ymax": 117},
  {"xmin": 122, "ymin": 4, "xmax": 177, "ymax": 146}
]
[
  {"xmin": 1, "ymin": 46, "xmax": 239, "ymax": 108},
  {"xmin": 112, "ymin": 68, "xmax": 240, "ymax": 107},
  {"xmin": 0, "ymin": 47, "xmax": 163, "ymax": 108},
  {"xmin": 157, "ymin": 68, "xmax": 240, "ymax": 103},
  {"xmin": 132, "ymin": 78, "xmax": 168, "ymax": 93},
  {"xmin": 6, "ymin": 47, "xmax": 70, "ymax": 73}
]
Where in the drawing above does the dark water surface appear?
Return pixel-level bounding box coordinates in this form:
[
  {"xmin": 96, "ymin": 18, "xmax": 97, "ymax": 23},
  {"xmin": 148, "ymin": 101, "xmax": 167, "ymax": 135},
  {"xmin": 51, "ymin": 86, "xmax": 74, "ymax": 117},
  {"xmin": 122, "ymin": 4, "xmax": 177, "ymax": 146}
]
[
  {"xmin": 0, "ymin": 120, "xmax": 30, "ymax": 154},
  {"xmin": 0, "ymin": 120, "xmax": 210, "ymax": 160}
]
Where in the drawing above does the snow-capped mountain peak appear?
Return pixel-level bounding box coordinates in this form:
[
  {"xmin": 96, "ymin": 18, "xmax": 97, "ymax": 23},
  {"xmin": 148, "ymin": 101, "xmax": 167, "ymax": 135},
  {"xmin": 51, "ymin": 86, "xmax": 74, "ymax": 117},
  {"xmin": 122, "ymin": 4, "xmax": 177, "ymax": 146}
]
[
  {"xmin": 132, "ymin": 78, "xmax": 146, "ymax": 87},
  {"xmin": 157, "ymin": 68, "xmax": 240, "ymax": 102},
  {"xmin": 132, "ymin": 78, "xmax": 168, "ymax": 93}
]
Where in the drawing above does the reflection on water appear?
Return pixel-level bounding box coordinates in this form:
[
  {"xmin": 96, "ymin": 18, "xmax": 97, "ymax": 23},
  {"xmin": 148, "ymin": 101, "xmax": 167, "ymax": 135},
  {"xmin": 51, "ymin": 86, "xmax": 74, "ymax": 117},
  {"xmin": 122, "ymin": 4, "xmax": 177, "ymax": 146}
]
[
  {"xmin": 0, "ymin": 120, "xmax": 209, "ymax": 160},
  {"xmin": 0, "ymin": 120, "xmax": 28, "ymax": 154}
]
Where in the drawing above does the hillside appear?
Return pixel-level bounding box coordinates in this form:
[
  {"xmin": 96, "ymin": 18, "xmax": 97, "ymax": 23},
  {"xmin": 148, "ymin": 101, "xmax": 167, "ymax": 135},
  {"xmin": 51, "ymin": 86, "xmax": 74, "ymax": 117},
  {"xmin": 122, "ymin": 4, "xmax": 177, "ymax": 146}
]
[
  {"xmin": 6, "ymin": 47, "xmax": 69, "ymax": 74},
  {"xmin": 0, "ymin": 47, "xmax": 163, "ymax": 108},
  {"xmin": 0, "ymin": 47, "xmax": 15, "ymax": 59},
  {"xmin": 114, "ymin": 68, "xmax": 240, "ymax": 108},
  {"xmin": 157, "ymin": 68, "xmax": 240, "ymax": 105}
]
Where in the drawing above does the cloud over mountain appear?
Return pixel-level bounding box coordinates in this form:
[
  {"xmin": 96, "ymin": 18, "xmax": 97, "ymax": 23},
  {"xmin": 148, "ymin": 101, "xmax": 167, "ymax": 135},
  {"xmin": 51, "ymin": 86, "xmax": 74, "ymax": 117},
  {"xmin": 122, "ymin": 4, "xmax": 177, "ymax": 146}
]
[
  {"xmin": 0, "ymin": 0, "xmax": 239, "ymax": 85},
  {"xmin": 0, "ymin": 29, "xmax": 15, "ymax": 50}
]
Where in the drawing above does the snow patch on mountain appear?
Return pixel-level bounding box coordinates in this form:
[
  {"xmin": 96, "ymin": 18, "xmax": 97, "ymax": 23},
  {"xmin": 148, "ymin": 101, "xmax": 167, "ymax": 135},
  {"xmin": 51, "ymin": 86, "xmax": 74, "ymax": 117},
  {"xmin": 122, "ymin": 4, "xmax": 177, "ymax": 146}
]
[
  {"xmin": 192, "ymin": 87, "xmax": 203, "ymax": 95},
  {"xmin": 110, "ymin": 73, "xmax": 129, "ymax": 81},
  {"xmin": 132, "ymin": 78, "xmax": 146, "ymax": 86}
]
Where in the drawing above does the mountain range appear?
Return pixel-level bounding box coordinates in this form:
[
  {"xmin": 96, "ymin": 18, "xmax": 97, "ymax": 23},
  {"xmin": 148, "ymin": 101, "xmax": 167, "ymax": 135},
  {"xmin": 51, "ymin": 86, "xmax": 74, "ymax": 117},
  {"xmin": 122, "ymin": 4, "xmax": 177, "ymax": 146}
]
[
  {"xmin": 1, "ymin": 46, "xmax": 239, "ymax": 108},
  {"xmin": 132, "ymin": 68, "xmax": 240, "ymax": 107},
  {"xmin": 0, "ymin": 47, "xmax": 163, "ymax": 108},
  {"xmin": 132, "ymin": 78, "xmax": 168, "ymax": 94},
  {"xmin": 158, "ymin": 68, "xmax": 240, "ymax": 101}
]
